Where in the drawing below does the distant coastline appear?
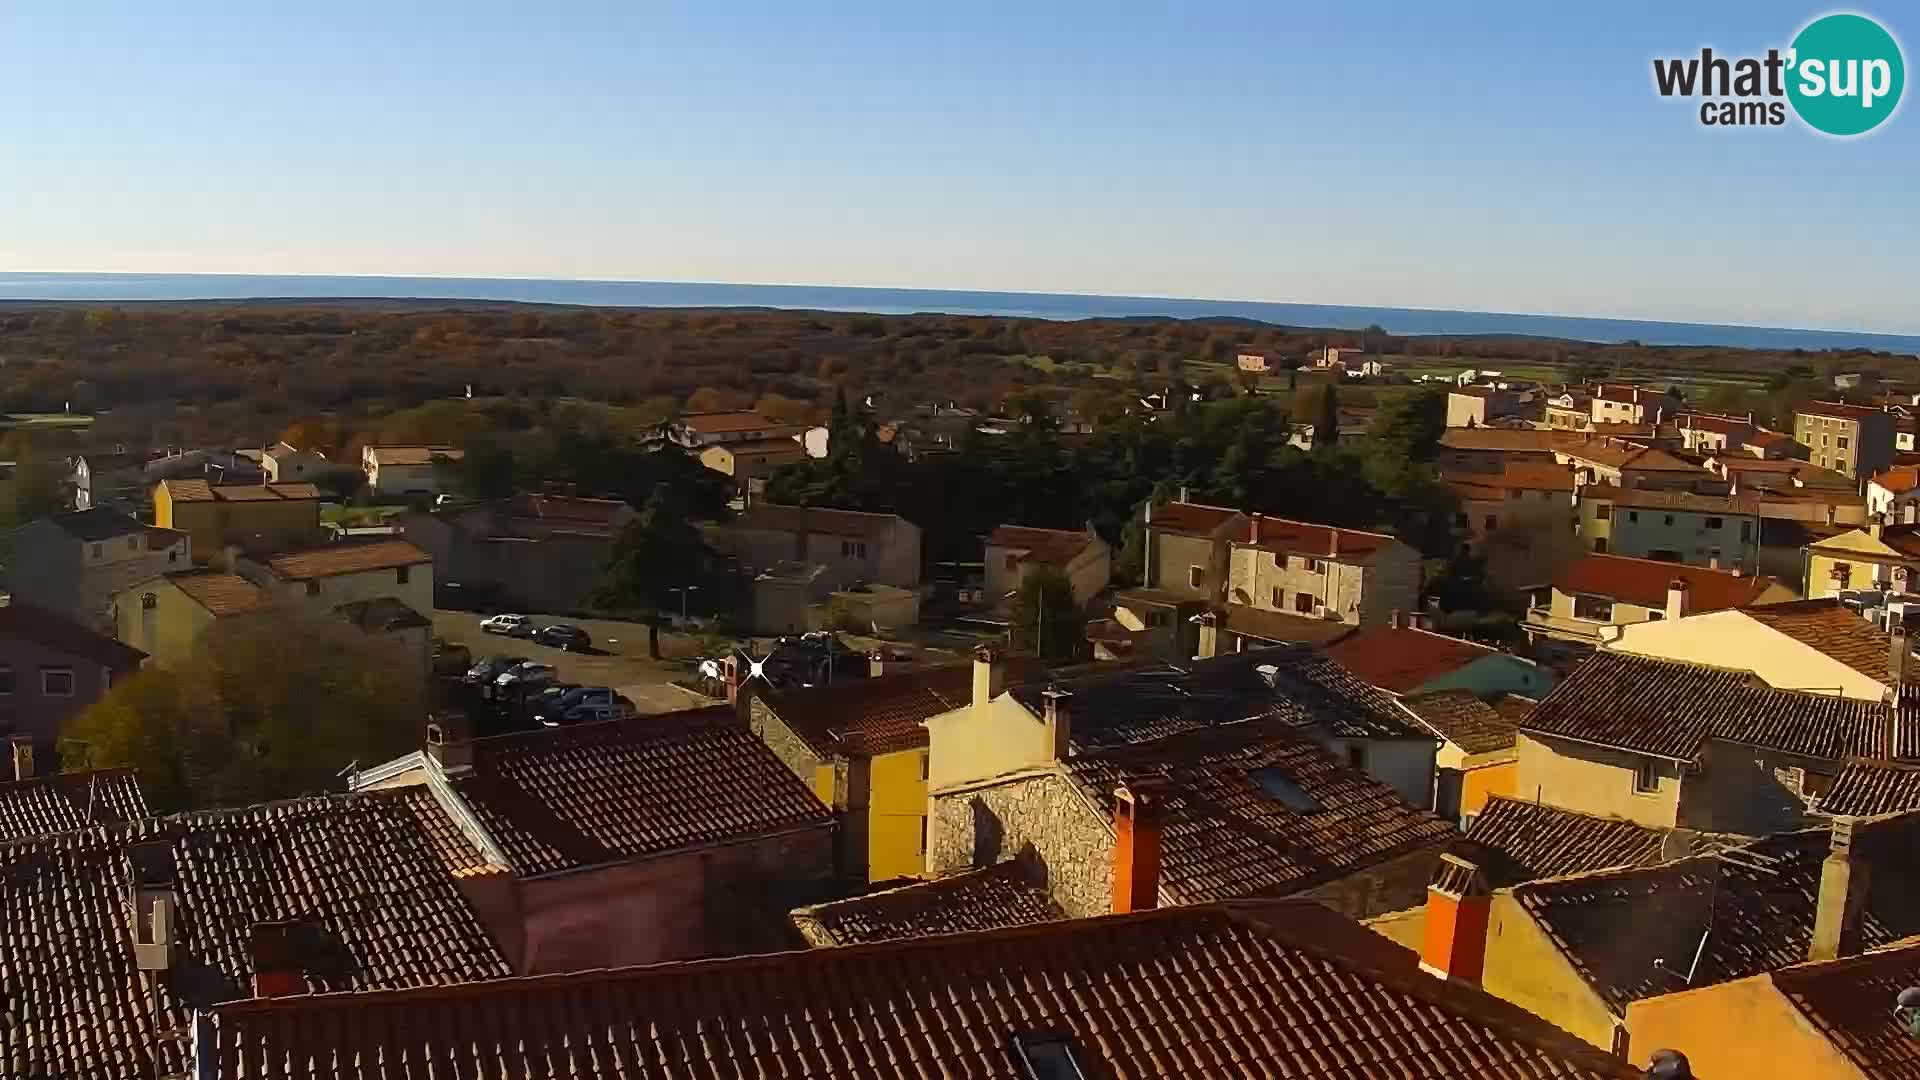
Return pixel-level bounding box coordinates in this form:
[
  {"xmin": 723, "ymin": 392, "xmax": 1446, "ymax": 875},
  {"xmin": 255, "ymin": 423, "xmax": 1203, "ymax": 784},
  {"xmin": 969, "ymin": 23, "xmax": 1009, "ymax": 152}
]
[{"xmin": 1, "ymin": 272, "xmax": 1915, "ymax": 354}]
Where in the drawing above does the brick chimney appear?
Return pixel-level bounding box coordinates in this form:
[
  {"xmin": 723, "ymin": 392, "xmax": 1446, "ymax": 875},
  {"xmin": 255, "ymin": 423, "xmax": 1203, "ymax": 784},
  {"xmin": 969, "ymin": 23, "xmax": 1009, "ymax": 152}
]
[
  {"xmin": 1390, "ymin": 609, "xmax": 1403, "ymax": 630},
  {"xmin": 1042, "ymin": 687, "xmax": 1072, "ymax": 761},
  {"xmin": 424, "ymin": 713, "xmax": 473, "ymax": 775},
  {"xmin": 1110, "ymin": 782, "xmax": 1164, "ymax": 914},
  {"xmin": 1665, "ymin": 578, "xmax": 1691, "ymax": 621},
  {"xmin": 8, "ymin": 735, "xmax": 32, "ymax": 782},
  {"xmin": 972, "ymin": 645, "xmax": 1007, "ymax": 711},
  {"xmin": 1810, "ymin": 817, "xmax": 1870, "ymax": 962},
  {"xmin": 250, "ymin": 921, "xmax": 305, "ymax": 998},
  {"xmin": 1420, "ymin": 854, "xmax": 1491, "ymax": 984},
  {"xmin": 1248, "ymin": 512, "xmax": 1261, "ymax": 544}
]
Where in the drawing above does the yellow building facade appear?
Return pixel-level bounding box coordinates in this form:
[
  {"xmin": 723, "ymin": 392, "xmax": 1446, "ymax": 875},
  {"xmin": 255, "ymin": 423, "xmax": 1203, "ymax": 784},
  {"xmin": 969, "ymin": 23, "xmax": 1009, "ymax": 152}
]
[{"xmin": 154, "ymin": 479, "xmax": 323, "ymax": 559}]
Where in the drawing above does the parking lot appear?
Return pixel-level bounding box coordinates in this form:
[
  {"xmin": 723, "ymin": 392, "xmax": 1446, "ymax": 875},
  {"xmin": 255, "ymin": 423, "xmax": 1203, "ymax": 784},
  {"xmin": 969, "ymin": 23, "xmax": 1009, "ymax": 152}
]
[{"xmin": 432, "ymin": 610, "xmax": 719, "ymax": 716}]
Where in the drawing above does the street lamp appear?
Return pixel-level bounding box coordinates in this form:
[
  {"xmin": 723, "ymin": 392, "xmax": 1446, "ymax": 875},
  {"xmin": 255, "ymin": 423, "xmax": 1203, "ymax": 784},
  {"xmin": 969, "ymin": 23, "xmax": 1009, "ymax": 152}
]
[{"xmin": 667, "ymin": 585, "xmax": 700, "ymax": 623}]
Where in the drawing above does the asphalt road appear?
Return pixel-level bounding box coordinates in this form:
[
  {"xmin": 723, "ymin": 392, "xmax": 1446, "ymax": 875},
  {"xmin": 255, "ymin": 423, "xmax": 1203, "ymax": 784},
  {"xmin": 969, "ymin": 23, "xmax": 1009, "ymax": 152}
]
[{"xmin": 432, "ymin": 610, "xmax": 719, "ymax": 716}]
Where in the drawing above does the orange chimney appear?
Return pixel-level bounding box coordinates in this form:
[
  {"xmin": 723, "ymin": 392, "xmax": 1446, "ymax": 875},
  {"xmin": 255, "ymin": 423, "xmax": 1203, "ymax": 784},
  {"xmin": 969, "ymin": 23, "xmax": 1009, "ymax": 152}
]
[
  {"xmin": 1420, "ymin": 855, "xmax": 1491, "ymax": 984},
  {"xmin": 250, "ymin": 921, "xmax": 305, "ymax": 998},
  {"xmin": 1111, "ymin": 782, "xmax": 1165, "ymax": 914}
]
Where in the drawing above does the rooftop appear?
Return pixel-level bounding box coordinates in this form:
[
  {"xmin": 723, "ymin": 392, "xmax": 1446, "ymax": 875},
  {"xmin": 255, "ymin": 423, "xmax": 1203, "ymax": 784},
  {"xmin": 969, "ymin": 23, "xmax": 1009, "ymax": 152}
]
[
  {"xmin": 1675, "ymin": 412, "xmax": 1753, "ymax": 434},
  {"xmin": 714, "ymin": 436, "xmax": 808, "ymax": 456},
  {"xmin": 1798, "ymin": 400, "xmax": 1888, "ymax": 422},
  {"xmin": 198, "ymin": 899, "xmax": 1634, "ymax": 1079},
  {"xmin": 1819, "ymin": 759, "xmax": 1920, "ymax": 817},
  {"xmin": 1323, "ymin": 624, "xmax": 1501, "ymax": 695},
  {"xmin": 261, "ymin": 538, "xmax": 431, "ymax": 581},
  {"xmin": 1443, "ymin": 460, "xmax": 1577, "ymax": 494},
  {"xmin": 160, "ymin": 479, "xmax": 321, "ymax": 503},
  {"xmin": 1771, "ymin": 939, "xmax": 1920, "ymax": 1076},
  {"xmin": 0, "ymin": 787, "xmax": 510, "ymax": 1078},
  {"xmin": 1062, "ymin": 721, "xmax": 1455, "ymax": 904},
  {"xmin": 1238, "ymin": 513, "xmax": 1397, "ymax": 560},
  {"xmin": 1513, "ymin": 812, "xmax": 1920, "ymax": 1014},
  {"xmin": 163, "ymin": 570, "xmax": 272, "ymax": 618},
  {"xmin": 444, "ymin": 707, "xmax": 834, "ymax": 876},
  {"xmin": 986, "ymin": 524, "xmax": 1101, "ymax": 566},
  {"xmin": 1439, "ymin": 429, "xmax": 1572, "ymax": 453},
  {"xmin": 1220, "ymin": 603, "xmax": 1358, "ymax": 647},
  {"xmin": 729, "ymin": 502, "xmax": 906, "ymax": 540},
  {"xmin": 788, "ymin": 861, "xmax": 1063, "ymax": 946},
  {"xmin": 1399, "ymin": 689, "xmax": 1522, "ymax": 755},
  {"xmin": 757, "ymin": 663, "xmax": 973, "ymax": 758},
  {"xmin": 680, "ymin": 411, "xmax": 796, "ymax": 435},
  {"xmin": 1741, "ymin": 598, "xmax": 1908, "ymax": 687},
  {"xmin": 0, "ymin": 769, "xmax": 147, "ymax": 843},
  {"xmin": 365, "ymin": 445, "xmax": 464, "ymax": 466},
  {"xmin": 45, "ymin": 506, "xmax": 150, "ymax": 542},
  {"xmin": 1146, "ymin": 499, "xmax": 1243, "ymax": 537},
  {"xmin": 0, "ymin": 600, "xmax": 148, "ymax": 668},
  {"xmin": 1522, "ymin": 651, "xmax": 1919, "ymax": 762},
  {"xmin": 1813, "ymin": 522, "xmax": 1920, "ymax": 560},
  {"xmin": 1460, "ymin": 796, "xmax": 1668, "ymax": 888},
  {"xmin": 1875, "ymin": 465, "xmax": 1920, "ymax": 494},
  {"xmin": 1553, "ymin": 553, "xmax": 1780, "ymax": 611}
]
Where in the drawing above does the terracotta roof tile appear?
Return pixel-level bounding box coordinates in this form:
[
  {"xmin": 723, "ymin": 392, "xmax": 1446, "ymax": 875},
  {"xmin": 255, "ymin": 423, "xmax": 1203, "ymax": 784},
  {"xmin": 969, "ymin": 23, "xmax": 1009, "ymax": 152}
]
[
  {"xmin": 1774, "ymin": 939, "xmax": 1920, "ymax": 1077},
  {"xmin": 1460, "ymin": 796, "xmax": 1667, "ymax": 887},
  {"xmin": 1443, "ymin": 461, "xmax": 1576, "ymax": 493},
  {"xmin": 1239, "ymin": 513, "xmax": 1397, "ymax": 559},
  {"xmin": 262, "ymin": 538, "xmax": 430, "ymax": 580},
  {"xmin": 681, "ymin": 411, "xmax": 796, "ymax": 435},
  {"xmin": 200, "ymin": 899, "xmax": 1636, "ymax": 1079},
  {"xmin": 1514, "ymin": 812, "xmax": 1920, "ymax": 1013},
  {"xmin": 0, "ymin": 769, "xmax": 147, "ymax": 842},
  {"xmin": 789, "ymin": 861, "xmax": 1063, "ymax": 946},
  {"xmin": 1799, "ymin": 400, "xmax": 1888, "ymax": 422},
  {"xmin": 450, "ymin": 707, "xmax": 834, "ymax": 876},
  {"xmin": 1875, "ymin": 465, "xmax": 1920, "ymax": 494},
  {"xmin": 0, "ymin": 787, "xmax": 509, "ymax": 1078},
  {"xmin": 758, "ymin": 664, "xmax": 970, "ymax": 758},
  {"xmin": 165, "ymin": 570, "xmax": 272, "ymax": 617},
  {"xmin": 1440, "ymin": 429, "xmax": 1575, "ymax": 453},
  {"xmin": 1400, "ymin": 690, "xmax": 1520, "ymax": 754},
  {"xmin": 1147, "ymin": 500, "xmax": 1244, "ymax": 536},
  {"xmin": 986, "ymin": 524, "xmax": 1099, "ymax": 566},
  {"xmin": 1821, "ymin": 759, "xmax": 1920, "ymax": 817},
  {"xmin": 161, "ymin": 477, "xmax": 214, "ymax": 501},
  {"xmin": 1009, "ymin": 647, "xmax": 1429, "ymax": 747},
  {"xmin": 1063, "ymin": 721, "xmax": 1456, "ymax": 903},
  {"xmin": 1524, "ymin": 651, "xmax": 1917, "ymax": 762},
  {"xmin": 1324, "ymin": 626, "xmax": 1500, "ymax": 694},
  {"xmin": 1221, "ymin": 604, "xmax": 1358, "ymax": 646},
  {"xmin": 1742, "ymin": 598, "xmax": 1905, "ymax": 687},
  {"xmin": 1554, "ymin": 553, "xmax": 1779, "ymax": 611},
  {"xmin": 1676, "ymin": 413, "xmax": 1753, "ymax": 435},
  {"xmin": 0, "ymin": 601, "xmax": 147, "ymax": 668}
]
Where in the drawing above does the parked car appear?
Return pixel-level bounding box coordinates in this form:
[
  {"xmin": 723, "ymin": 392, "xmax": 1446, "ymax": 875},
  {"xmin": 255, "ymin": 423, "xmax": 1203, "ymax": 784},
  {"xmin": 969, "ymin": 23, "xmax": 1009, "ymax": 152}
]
[
  {"xmin": 495, "ymin": 661, "xmax": 557, "ymax": 689},
  {"xmin": 480, "ymin": 614, "xmax": 530, "ymax": 636},
  {"xmin": 465, "ymin": 655, "xmax": 527, "ymax": 684},
  {"xmin": 533, "ymin": 686, "xmax": 613, "ymax": 725},
  {"xmin": 506, "ymin": 620, "xmax": 541, "ymax": 639},
  {"xmin": 534, "ymin": 624, "xmax": 592, "ymax": 651},
  {"xmin": 549, "ymin": 697, "xmax": 638, "ymax": 727}
]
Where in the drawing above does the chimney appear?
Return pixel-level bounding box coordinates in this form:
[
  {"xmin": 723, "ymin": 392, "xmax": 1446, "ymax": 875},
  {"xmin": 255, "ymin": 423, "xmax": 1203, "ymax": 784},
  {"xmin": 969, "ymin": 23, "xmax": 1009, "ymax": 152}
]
[
  {"xmin": 1665, "ymin": 578, "xmax": 1691, "ymax": 621},
  {"xmin": 1419, "ymin": 854, "xmax": 1492, "ymax": 984},
  {"xmin": 972, "ymin": 645, "xmax": 1007, "ymax": 710},
  {"xmin": 1707, "ymin": 554, "xmax": 1720, "ymax": 571},
  {"xmin": 1178, "ymin": 485, "xmax": 1189, "ymax": 504},
  {"xmin": 1042, "ymin": 687, "xmax": 1072, "ymax": 761},
  {"xmin": 1891, "ymin": 627, "xmax": 1914, "ymax": 695},
  {"xmin": 1195, "ymin": 609, "xmax": 1220, "ymax": 660},
  {"xmin": 868, "ymin": 650, "xmax": 888, "ymax": 678},
  {"xmin": 8, "ymin": 735, "xmax": 32, "ymax": 782},
  {"xmin": 424, "ymin": 713, "xmax": 473, "ymax": 775},
  {"xmin": 1328, "ymin": 528, "xmax": 1340, "ymax": 558},
  {"xmin": 128, "ymin": 841, "xmax": 177, "ymax": 972},
  {"xmin": 1873, "ymin": 515, "xmax": 1887, "ymax": 541},
  {"xmin": 249, "ymin": 921, "xmax": 305, "ymax": 998},
  {"xmin": 1248, "ymin": 512, "xmax": 1260, "ymax": 544},
  {"xmin": 1390, "ymin": 609, "xmax": 1403, "ymax": 630},
  {"xmin": 1810, "ymin": 817, "xmax": 1870, "ymax": 962},
  {"xmin": 1110, "ymin": 782, "xmax": 1164, "ymax": 913}
]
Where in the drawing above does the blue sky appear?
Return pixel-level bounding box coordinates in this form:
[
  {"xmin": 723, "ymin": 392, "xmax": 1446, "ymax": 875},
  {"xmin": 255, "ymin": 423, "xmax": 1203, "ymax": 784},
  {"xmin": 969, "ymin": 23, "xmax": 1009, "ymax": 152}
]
[{"xmin": 1, "ymin": 1, "xmax": 1915, "ymax": 332}]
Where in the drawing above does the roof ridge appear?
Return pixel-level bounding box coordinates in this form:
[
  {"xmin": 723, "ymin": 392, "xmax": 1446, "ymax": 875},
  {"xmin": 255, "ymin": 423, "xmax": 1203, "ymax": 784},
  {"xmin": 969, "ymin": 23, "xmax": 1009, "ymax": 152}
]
[
  {"xmin": 0, "ymin": 785, "xmax": 428, "ymax": 852},
  {"xmin": 1509, "ymin": 851, "xmax": 1721, "ymax": 896},
  {"xmin": 1477, "ymin": 794, "xmax": 1665, "ymax": 831}
]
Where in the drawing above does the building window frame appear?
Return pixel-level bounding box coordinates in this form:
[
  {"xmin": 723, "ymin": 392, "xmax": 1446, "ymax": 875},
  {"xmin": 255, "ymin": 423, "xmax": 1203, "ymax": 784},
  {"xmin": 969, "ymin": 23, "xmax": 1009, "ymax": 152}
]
[
  {"xmin": 40, "ymin": 668, "xmax": 74, "ymax": 697},
  {"xmin": 0, "ymin": 667, "xmax": 14, "ymax": 697},
  {"xmin": 1633, "ymin": 759, "xmax": 1660, "ymax": 795},
  {"xmin": 1187, "ymin": 565, "xmax": 1204, "ymax": 589},
  {"xmin": 1572, "ymin": 593, "xmax": 1616, "ymax": 622}
]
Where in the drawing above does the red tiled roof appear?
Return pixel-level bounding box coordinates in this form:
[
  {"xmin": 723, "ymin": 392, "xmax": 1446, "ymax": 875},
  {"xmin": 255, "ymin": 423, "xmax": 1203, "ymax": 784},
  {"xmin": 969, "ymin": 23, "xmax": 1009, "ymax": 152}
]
[
  {"xmin": 1875, "ymin": 465, "xmax": 1920, "ymax": 494},
  {"xmin": 1746, "ymin": 429, "xmax": 1796, "ymax": 447},
  {"xmin": 1460, "ymin": 795, "xmax": 1667, "ymax": 887},
  {"xmin": 1774, "ymin": 940, "xmax": 1920, "ymax": 1077},
  {"xmin": 1798, "ymin": 401, "xmax": 1887, "ymax": 422},
  {"xmin": 1742, "ymin": 599, "xmax": 1905, "ymax": 687},
  {"xmin": 0, "ymin": 601, "xmax": 146, "ymax": 669},
  {"xmin": 164, "ymin": 570, "xmax": 272, "ymax": 617},
  {"xmin": 1676, "ymin": 413, "xmax": 1752, "ymax": 435},
  {"xmin": 1323, "ymin": 625, "xmax": 1500, "ymax": 694},
  {"xmin": 1399, "ymin": 689, "xmax": 1521, "ymax": 754},
  {"xmin": 788, "ymin": 861, "xmax": 1063, "ymax": 946},
  {"xmin": 1239, "ymin": 514, "xmax": 1396, "ymax": 559},
  {"xmin": 262, "ymin": 538, "xmax": 430, "ymax": 581},
  {"xmin": 681, "ymin": 411, "xmax": 794, "ymax": 435},
  {"xmin": 1593, "ymin": 383, "xmax": 1667, "ymax": 405},
  {"xmin": 1820, "ymin": 759, "xmax": 1920, "ymax": 817},
  {"xmin": 987, "ymin": 524, "xmax": 1099, "ymax": 567},
  {"xmin": 449, "ymin": 707, "xmax": 834, "ymax": 876},
  {"xmin": 757, "ymin": 664, "xmax": 971, "ymax": 758},
  {"xmin": 199, "ymin": 899, "xmax": 1635, "ymax": 1079},
  {"xmin": 1554, "ymin": 553, "xmax": 1778, "ymax": 611},
  {"xmin": 0, "ymin": 769, "xmax": 147, "ymax": 843},
  {"xmin": 1443, "ymin": 461, "xmax": 1576, "ymax": 493},
  {"xmin": 0, "ymin": 788, "xmax": 510, "ymax": 1078},
  {"xmin": 1147, "ymin": 500, "xmax": 1242, "ymax": 536}
]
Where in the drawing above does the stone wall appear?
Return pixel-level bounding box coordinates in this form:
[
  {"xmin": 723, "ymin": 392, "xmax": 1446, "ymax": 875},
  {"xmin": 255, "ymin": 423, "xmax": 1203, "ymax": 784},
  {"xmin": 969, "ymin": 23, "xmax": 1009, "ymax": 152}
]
[
  {"xmin": 1300, "ymin": 841, "xmax": 1449, "ymax": 920},
  {"xmin": 928, "ymin": 772, "xmax": 1117, "ymax": 919},
  {"xmin": 749, "ymin": 697, "xmax": 826, "ymax": 790}
]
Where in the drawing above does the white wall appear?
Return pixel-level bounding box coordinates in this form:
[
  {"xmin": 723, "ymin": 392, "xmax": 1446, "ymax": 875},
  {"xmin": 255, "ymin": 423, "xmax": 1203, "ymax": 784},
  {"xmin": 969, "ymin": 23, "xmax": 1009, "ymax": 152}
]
[{"xmin": 1605, "ymin": 610, "xmax": 1888, "ymax": 700}]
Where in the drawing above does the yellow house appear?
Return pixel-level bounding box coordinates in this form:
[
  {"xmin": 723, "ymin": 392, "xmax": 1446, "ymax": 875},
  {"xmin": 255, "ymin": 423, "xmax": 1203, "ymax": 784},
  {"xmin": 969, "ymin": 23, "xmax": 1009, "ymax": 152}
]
[
  {"xmin": 153, "ymin": 478, "xmax": 323, "ymax": 559},
  {"xmin": 747, "ymin": 662, "xmax": 967, "ymax": 883},
  {"xmin": 112, "ymin": 569, "xmax": 273, "ymax": 667},
  {"xmin": 1398, "ymin": 690, "xmax": 1533, "ymax": 826},
  {"xmin": 1806, "ymin": 518, "xmax": 1920, "ymax": 598}
]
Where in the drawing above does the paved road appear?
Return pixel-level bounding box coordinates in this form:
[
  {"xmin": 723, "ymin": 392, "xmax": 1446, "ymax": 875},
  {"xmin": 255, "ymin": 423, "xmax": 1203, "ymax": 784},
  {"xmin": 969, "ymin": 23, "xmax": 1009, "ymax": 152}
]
[{"xmin": 432, "ymin": 610, "xmax": 719, "ymax": 716}]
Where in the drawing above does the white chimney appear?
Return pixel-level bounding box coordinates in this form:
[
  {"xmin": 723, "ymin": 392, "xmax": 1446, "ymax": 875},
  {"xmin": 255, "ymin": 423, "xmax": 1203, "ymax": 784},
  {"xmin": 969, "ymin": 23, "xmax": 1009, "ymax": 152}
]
[
  {"xmin": 1042, "ymin": 687, "xmax": 1072, "ymax": 761},
  {"xmin": 1665, "ymin": 578, "xmax": 1691, "ymax": 621}
]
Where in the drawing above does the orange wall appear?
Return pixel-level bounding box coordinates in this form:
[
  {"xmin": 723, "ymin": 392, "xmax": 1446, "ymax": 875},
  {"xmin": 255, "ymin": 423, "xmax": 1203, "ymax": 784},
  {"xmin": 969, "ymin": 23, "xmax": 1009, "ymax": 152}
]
[
  {"xmin": 1626, "ymin": 975, "xmax": 1858, "ymax": 1077},
  {"xmin": 1461, "ymin": 760, "xmax": 1517, "ymax": 818}
]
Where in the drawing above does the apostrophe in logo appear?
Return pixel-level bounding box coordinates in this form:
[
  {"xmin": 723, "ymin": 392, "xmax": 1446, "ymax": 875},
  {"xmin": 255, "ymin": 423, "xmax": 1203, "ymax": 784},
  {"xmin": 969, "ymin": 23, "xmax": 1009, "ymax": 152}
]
[
  {"xmin": 1652, "ymin": 11, "xmax": 1905, "ymax": 136},
  {"xmin": 1786, "ymin": 13, "xmax": 1904, "ymax": 136}
]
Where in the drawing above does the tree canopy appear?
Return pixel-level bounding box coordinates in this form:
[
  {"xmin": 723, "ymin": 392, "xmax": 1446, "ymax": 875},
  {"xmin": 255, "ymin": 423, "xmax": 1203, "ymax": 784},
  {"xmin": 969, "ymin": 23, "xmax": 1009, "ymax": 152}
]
[
  {"xmin": 594, "ymin": 485, "xmax": 721, "ymax": 657},
  {"xmin": 1009, "ymin": 564, "xmax": 1084, "ymax": 663}
]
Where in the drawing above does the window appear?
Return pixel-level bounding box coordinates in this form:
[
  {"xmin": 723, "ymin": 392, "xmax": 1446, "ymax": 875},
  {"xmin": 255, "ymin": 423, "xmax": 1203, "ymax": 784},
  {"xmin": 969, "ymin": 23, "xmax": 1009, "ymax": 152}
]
[
  {"xmin": 1484, "ymin": 514, "xmax": 1497, "ymax": 531},
  {"xmin": 1293, "ymin": 592, "xmax": 1316, "ymax": 614},
  {"xmin": 1705, "ymin": 517, "xmax": 1723, "ymax": 529},
  {"xmin": 305, "ymin": 580, "xmax": 321, "ymax": 597},
  {"xmin": 1628, "ymin": 511, "xmax": 1640, "ymax": 523},
  {"xmin": 396, "ymin": 566, "xmax": 410, "ymax": 585},
  {"xmin": 920, "ymin": 752, "xmax": 930, "ymax": 781},
  {"xmin": 89, "ymin": 543, "xmax": 101, "ymax": 559},
  {"xmin": 1271, "ymin": 587, "xmax": 1282, "ymax": 609},
  {"xmin": 40, "ymin": 669, "xmax": 74, "ymax": 697},
  {"xmin": 1250, "ymin": 767, "xmax": 1322, "ymax": 812},
  {"xmin": 141, "ymin": 592, "xmax": 157, "ymax": 611},
  {"xmin": 1663, "ymin": 514, "xmax": 1675, "ymax": 526},
  {"xmin": 1838, "ymin": 436, "xmax": 1850, "ymax": 451},
  {"xmin": 1633, "ymin": 759, "xmax": 1660, "ymax": 794},
  {"xmin": 1832, "ymin": 561, "xmax": 1854, "ymax": 588},
  {"xmin": 1822, "ymin": 434, "xmax": 1830, "ymax": 446},
  {"xmin": 1573, "ymin": 594, "xmax": 1615, "ymax": 621},
  {"xmin": 1346, "ymin": 743, "xmax": 1367, "ymax": 770},
  {"xmin": 918, "ymin": 817, "xmax": 927, "ymax": 855},
  {"xmin": 1741, "ymin": 521, "xmax": 1752, "ymax": 542},
  {"xmin": 1009, "ymin": 1032, "xmax": 1089, "ymax": 1080},
  {"xmin": 1187, "ymin": 565, "xmax": 1204, "ymax": 589},
  {"xmin": 841, "ymin": 540, "xmax": 867, "ymax": 559},
  {"xmin": 1302, "ymin": 557, "xmax": 1324, "ymax": 574},
  {"xmin": 168, "ymin": 549, "xmax": 178, "ymax": 564},
  {"xmin": 0, "ymin": 667, "xmax": 14, "ymax": 696},
  {"xmin": 1594, "ymin": 504, "xmax": 1611, "ymax": 521}
]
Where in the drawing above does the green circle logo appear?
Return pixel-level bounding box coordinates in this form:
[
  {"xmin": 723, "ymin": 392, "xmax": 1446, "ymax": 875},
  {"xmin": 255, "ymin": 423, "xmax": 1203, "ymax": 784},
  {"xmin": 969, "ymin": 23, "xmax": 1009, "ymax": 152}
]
[{"xmin": 1787, "ymin": 13, "xmax": 1905, "ymax": 136}]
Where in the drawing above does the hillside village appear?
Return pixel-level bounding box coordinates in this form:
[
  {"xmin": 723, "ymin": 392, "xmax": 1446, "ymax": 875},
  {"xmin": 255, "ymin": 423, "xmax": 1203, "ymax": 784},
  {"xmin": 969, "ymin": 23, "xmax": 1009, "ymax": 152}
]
[{"xmin": 3, "ymin": 364, "xmax": 1920, "ymax": 1076}]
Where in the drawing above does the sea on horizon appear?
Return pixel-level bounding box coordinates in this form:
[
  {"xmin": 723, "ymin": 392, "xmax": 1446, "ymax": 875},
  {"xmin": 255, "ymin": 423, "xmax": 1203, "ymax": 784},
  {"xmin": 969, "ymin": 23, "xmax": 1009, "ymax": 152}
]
[{"xmin": 0, "ymin": 272, "xmax": 1914, "ymax": 354}]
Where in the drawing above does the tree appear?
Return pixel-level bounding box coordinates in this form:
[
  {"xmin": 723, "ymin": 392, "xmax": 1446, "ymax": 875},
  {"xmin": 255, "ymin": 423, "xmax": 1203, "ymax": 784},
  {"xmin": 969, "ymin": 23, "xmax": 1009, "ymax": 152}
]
[
  {"xmin": 1312, "ymin": 383, "xmax": 1341, "ymax": 449},
  {"xmin": 64, "ymin": 614, "xmax": 423, "ymax": 812},
  {"xmin": 594, "ymin": 485, "xmax": 711, "ymax": 658},
  {"xmin": 441, "ymin": 435, "xmax": 518, "ymax": 501},
  {"xmin": 0, "ymin": 441, "xmax": 72, "ymax": 528},
  {"xmin": 1008, "ymin": 565, "xmax": 1082, "ymax": 663},
  {"xmin": 1368, "ymin": 386, "xmax": 1446, "ymax": 462}
]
